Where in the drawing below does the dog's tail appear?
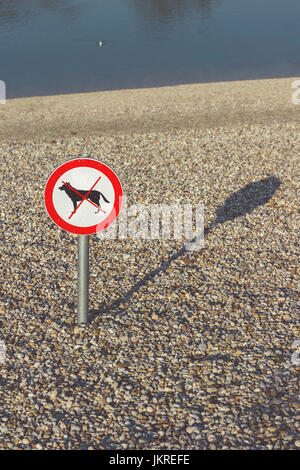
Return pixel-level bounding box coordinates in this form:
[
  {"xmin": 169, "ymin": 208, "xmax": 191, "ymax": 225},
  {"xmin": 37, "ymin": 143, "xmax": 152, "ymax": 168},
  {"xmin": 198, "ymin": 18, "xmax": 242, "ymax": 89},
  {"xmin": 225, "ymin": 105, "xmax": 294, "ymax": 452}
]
[{"xmin": 100, "ymin": 192, "xmax": 110, "ymax": 203}]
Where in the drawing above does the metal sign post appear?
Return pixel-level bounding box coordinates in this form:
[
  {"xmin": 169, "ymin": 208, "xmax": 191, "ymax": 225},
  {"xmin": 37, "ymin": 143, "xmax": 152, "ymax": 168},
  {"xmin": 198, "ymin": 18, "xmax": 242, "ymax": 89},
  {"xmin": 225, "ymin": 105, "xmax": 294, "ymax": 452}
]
[{"xmin": 78, "ymin": 234, "xmax": 89, "ymax": 324}]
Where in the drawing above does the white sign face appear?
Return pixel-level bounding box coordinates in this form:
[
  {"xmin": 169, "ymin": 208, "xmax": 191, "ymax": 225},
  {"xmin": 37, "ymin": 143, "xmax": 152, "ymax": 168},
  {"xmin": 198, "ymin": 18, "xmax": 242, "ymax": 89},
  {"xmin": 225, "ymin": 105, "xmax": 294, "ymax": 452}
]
[
  {"xmin": 44, "ymin": 158, "xmax": 123, "ymax": 235},
  {"xmin": 53, "ymin": 167, "xmax": 115, "ymax": 227}
]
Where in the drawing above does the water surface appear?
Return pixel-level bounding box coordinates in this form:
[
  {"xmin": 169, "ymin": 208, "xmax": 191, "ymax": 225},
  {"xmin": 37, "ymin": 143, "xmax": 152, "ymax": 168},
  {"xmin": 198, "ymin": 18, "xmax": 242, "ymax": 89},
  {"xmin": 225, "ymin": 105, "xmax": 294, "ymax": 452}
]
[{"xmin": 0, "ymin": 0, "xmax": 299, "ymax": 98}]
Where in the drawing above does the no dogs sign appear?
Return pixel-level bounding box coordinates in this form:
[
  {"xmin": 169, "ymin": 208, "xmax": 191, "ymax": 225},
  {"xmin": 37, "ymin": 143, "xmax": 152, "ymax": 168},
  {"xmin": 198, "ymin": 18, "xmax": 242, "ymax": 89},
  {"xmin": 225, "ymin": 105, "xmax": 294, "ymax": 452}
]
[{"xmin": 45, "ymin": 158, "xmax": 123, "ymax": 234}]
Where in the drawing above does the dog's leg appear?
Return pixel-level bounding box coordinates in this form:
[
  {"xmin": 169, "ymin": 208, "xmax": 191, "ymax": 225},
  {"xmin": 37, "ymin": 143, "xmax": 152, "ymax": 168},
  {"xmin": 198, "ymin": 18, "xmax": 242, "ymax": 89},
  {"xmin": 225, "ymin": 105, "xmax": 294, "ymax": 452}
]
[
  {"xmin": 94, "ymin": 194, "xmax": 101, "ymax": 214},
  {"xmin": 71, "ymin": 200, "xmax": 77, "ymax": 216}
]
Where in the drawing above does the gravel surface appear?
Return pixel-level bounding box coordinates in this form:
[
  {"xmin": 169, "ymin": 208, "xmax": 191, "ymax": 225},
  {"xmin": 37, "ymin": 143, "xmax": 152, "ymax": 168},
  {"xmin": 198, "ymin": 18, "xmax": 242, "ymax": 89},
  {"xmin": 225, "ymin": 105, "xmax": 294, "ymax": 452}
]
[{"xmin": 0, "ymin": 81, "xmax": 299, "ymax": 449}]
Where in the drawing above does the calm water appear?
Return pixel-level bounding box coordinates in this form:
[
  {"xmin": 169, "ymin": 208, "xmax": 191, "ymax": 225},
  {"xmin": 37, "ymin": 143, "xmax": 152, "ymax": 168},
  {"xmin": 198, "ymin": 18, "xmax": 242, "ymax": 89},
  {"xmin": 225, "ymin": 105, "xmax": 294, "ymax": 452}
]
[{"xmin": 0, "ymin": 0, "xmax": 299, "ymax": 98}]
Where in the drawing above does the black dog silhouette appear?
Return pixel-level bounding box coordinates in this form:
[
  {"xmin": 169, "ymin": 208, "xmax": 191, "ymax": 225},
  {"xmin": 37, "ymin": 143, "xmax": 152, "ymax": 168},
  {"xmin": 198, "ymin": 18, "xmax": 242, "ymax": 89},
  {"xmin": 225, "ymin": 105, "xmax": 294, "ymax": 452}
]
[{"xmin": 59, "ymin": 182, "xmax": 110, "ymax": 214}]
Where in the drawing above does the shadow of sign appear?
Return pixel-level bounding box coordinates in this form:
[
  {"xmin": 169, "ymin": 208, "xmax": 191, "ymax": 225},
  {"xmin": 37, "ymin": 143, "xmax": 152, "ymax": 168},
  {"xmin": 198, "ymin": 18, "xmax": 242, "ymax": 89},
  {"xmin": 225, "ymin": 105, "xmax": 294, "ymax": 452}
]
[
  {"xmin": 90, "ymin": 176, "xmax": 281, "ymax": 319},
  {"xmin": 207, "ymin": 176, "xmax": 281, "ymax": 233}
]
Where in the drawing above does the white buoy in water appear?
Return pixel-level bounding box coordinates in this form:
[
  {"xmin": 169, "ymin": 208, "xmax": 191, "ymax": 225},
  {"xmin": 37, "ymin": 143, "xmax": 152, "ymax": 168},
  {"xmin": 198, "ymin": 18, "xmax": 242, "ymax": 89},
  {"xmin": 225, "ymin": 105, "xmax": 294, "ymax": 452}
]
[{"xmin": 98, "ymin": 40, "xmax": 103, "ymax": 47}]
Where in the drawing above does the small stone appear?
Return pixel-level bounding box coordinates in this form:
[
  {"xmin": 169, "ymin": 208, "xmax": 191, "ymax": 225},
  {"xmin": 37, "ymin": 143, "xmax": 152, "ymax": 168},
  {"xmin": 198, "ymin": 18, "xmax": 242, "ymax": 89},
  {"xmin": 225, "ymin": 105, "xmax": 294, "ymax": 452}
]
[
  {"xmin": 175, "ymin": 384, "xmax": 184, "ymax": 392},
  {"xmin": 186, "ymin": 426, "xmax": 197, "ymax": 434},
  {"xmin": 71, "ymin": 425, "xmax": 80, "ymax": 433},
  {"xmin": 49, "ymin": 390, "xmax": 57, "ymax": 400},
  {"xmin": 234, "ymin": 349, "xmax": 243, "ymax": 355}
]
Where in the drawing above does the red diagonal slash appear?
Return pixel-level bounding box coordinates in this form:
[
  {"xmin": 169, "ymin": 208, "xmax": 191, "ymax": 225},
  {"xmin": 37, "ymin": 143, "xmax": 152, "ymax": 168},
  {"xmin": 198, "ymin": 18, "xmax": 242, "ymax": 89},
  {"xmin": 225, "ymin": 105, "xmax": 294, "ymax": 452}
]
[{"xmin": 61, "ymin": 177, "xmax": 106, "ymax": 219}]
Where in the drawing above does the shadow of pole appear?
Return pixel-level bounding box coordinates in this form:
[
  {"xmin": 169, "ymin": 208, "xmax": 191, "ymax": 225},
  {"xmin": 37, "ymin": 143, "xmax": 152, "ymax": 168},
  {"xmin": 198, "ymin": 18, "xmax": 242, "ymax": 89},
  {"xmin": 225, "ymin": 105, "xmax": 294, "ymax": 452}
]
[{"xmin": 90, "ymin": 176, "xmax": 281, "ymax": 319}]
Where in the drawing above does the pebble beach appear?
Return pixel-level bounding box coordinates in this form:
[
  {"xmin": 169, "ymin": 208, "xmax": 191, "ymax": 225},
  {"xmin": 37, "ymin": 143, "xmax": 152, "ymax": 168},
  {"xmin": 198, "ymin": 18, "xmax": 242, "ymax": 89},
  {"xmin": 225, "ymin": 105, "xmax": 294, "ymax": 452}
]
[{"xmin": 0, "ymin": 77, "xmax": 299, "ymax": 450}]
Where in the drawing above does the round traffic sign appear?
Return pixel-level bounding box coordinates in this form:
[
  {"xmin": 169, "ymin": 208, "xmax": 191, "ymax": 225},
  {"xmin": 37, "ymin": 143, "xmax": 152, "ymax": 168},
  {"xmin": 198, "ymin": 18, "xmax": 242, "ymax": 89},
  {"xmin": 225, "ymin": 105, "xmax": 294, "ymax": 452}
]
[{"xmin": 45, "ymin": 158, "xmax": 123, "ymax": 234}]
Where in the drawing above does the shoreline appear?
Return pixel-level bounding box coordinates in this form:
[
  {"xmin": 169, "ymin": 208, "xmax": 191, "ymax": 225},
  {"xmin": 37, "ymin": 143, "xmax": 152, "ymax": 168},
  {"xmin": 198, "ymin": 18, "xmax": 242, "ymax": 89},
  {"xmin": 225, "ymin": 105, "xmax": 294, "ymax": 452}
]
[{"xmin": 0, "ymin": 77, "xmax": 299, "ymax": 140}]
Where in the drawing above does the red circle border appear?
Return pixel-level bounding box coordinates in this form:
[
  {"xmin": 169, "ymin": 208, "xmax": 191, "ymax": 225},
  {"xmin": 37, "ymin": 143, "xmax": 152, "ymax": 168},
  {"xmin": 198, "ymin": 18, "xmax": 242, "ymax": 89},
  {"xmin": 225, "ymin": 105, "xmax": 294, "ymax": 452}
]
[{"xmin": 44, "ymin": 158, "xmax": 123, "ymax": 234}]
